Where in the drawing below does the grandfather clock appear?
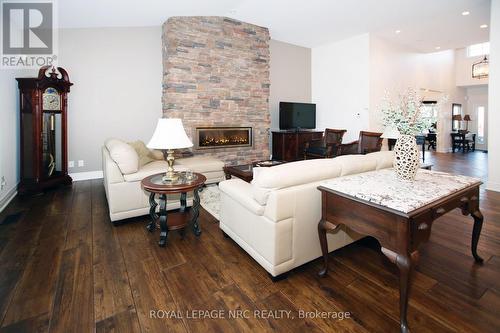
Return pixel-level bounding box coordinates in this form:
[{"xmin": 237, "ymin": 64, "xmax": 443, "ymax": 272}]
[{"xmin": 16, "ymin": 66, "xmax": 73, "ymax": 195}]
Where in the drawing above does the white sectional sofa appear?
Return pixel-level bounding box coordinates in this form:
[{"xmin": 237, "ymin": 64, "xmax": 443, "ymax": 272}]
[
  {"xmin": 102, "ymin": 139, "xmax": 225, "ymax": 223},
  {"xmin": 219, "ymin": 151, "xmax": 394, "ymax": 277}
]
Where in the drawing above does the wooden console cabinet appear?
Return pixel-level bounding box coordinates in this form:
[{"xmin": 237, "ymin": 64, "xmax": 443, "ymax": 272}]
[{"xmin": 272, "ymin": 130, "xmax": 323, "ymax": 161}]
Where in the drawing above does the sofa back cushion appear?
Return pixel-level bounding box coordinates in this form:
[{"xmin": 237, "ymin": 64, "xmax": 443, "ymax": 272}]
[
  {"xmin": 105, "ymin": 138, "xmax": 139, "ymax": 175},
  {"xmin": 336, "ymin": 155, "xmax": 377, "ymax": 176},
  {"xmin": 252, "ymin": 159, "xmax": 343, "ymax": 205},
  {"xmin": 252, "ymin": 151, "xmax": 394, "ymax": 205},
  {"xmin": 129, "ymin": 140, "xmax": 156, "ymax": 167}
]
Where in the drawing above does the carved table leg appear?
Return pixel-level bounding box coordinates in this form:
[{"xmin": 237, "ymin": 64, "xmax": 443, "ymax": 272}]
[
  {"xmin": 318, "ymin": 219, "xmax": 341, "ymax": 277},
  {"xmin": 192, "ymin": 187, "xmax": 201, "ymax": 236},
  {"xmin": 180, "ymin": 192, "xmax": 187, "ymax": 213},
  {"xmin": 158, "ymin": 194, "xmax": 168, "ymax": 247},
  {"xmin": 147, "ymin": 192, "xmax": 158, "ymax": 232},
  {"xmin": 382, "ymin": 248, "xmax": 419, "ymax": 333},
  {"xmin": 471, "ymin": 210, "xmax": 484, "ymax": 263}
]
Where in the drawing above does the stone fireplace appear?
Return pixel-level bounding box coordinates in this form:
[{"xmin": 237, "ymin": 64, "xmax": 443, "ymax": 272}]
[
  {"xmin": 195, "ymin": 127, "xmax": 252, "ymax": 150},
  {"xmin": 162, "ymin": 16, "xmax": 270, "ymax": 165}
]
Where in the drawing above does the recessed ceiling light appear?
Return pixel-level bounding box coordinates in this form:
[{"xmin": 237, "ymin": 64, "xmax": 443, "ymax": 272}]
[
  {"xmin": 462, "ymin": 11, "xmax": 470, "ymax": 16},
  {"xmin": 480, "ymin": 24, "xmax": 488, "ymax": 29},
  {"xmin": 435, "ymin": 46, "xmax": 441, "ymax": 50},
  {"xmin": 395, "ymin": 30, "xmax": 401, "ymax": 34}
]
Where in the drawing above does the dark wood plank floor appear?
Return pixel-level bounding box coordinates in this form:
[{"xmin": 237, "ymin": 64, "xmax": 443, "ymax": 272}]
[{"xmin": 0, "ymin": 151, "xmax": 499, "ymax": 332}]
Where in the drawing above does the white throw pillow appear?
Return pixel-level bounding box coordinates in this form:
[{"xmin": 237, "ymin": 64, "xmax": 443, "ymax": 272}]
[{"xmin": 105, "ymin": 138, "xmax": 139, "ymax": 175}]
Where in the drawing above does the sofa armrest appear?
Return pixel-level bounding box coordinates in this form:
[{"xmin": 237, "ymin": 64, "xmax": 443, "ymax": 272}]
[
  {"xmin": 102, "ymin": 147, "xmax": 124, "ymax": 184},
  {"xmin": 219, "ymin": 179, "xmax": 265, "ymax": 216}
]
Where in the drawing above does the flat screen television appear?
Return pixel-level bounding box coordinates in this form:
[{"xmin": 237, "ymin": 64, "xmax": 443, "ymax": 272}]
[{"xmin": 279, "ymin": 102, "xmax": 316, "ymax": 130}]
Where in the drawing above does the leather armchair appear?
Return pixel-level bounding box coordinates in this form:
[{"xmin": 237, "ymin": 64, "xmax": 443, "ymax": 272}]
[
  {"xmin": 337, "ymin": 131, "xmax": 383, "ymax": 156},
  {"xmin": 304, "ymin": 128, "xmax": 346, "ymax": 159}
]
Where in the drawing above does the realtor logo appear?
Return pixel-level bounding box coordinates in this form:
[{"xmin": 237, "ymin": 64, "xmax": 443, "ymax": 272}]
[{"xmin": 1, "ymin": 0, "xmax": 57, "ymax": 68}]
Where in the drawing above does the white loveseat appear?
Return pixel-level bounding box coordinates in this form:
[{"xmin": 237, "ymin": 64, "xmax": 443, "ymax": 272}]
[
  {"xmin": 219, "ymin": 151, "xmax": 394, "ymax": 277},
  {"xmin": 102, "ymin": 139, "xmax": 225, "ymax": 223}
]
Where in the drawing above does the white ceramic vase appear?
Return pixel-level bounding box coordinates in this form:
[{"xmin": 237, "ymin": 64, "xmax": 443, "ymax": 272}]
[{"xmin": 394, "ymin": 134, "xmax": 420, "ymax": 181}]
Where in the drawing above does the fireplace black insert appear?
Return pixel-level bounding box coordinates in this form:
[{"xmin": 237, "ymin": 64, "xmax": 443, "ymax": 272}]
[{"xmin": 195, "ymin": 127, "xmax": 252, "ymax": 149}]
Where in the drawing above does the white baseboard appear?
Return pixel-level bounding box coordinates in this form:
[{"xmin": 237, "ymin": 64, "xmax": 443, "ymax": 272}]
[
  {"xmin": 0, "ymin": 185, "xmax": 18, "ymax": 213},
  {"xmin": 486, "ymin": 181, "xmax": 500, "ymax": 193},
  {"xmin": 70, "ymin": 170, "xmax": 103, "ymax": 181}
]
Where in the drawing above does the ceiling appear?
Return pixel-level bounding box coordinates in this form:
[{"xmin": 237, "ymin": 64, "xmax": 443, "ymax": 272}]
[{"xmin": 59, "ymin": 0, "xmax": 491, "ymax": 52}]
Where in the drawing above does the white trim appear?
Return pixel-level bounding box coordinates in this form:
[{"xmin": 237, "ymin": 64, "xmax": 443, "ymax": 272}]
[
  {"xmin": 486, "ymin": 181, "xmax": 500, "ymax": 193},
  {"xmin": 70, "ymin": 170, "xmax": 103, "ymax": 181},
  {"xmin": 0, "ymin": 185, "xmax": 18, "ymax": 213}
]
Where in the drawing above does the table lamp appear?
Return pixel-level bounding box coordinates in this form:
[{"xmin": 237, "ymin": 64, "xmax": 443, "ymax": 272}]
[
  {"xmin": 381, "ymin": 126, "xmax": 400, "ymax": 151},
  {"xmin": 463, "ymin": 114, "xmax": 471, "ymax": 131},
  {"xmin": 147, "ymin": 118, "xmax": 193, "ymax": 181},
  {"xmin": 452, "ymin": 114, "xmax": 463, "ymax": 131}
]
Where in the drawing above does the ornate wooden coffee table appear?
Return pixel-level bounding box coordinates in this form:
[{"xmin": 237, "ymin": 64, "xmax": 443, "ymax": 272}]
[
  {"xmin": 141, "ymin": 172, "xmax": 206, "ymax": 247},
  {"xmin": 317, "ymin": 169, "xmax": 483, "ymax": 333},
  {"xmin": 223, "ymin": 160, "xmax": 286, "ymax": 183}
]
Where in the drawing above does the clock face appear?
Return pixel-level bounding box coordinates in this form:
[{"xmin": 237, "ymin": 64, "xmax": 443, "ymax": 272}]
[{"xmin": 43, "ymin": 87, "xmax": 61, "ymax": 110}]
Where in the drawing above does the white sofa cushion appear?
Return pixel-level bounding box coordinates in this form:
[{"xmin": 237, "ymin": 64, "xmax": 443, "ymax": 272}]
[
  {"xmin": 251, "ymin": 151, "xmax": 395, "ymax": 205},
  {"xmin": 370, "ymin": 150, "xmax": 395, "ymax": 170},
  {"xmin": 123, "ymin": 160, "xmax": 188, "ymax": 182},
  {"xmin": 219, "ymin": 179, "xmax": 265, "ymax": 215},
  {"xmin": 253, "ymin": 159, "xmax": 344, "ymax": 189},
  {"xmin": 251, "ymin": 159, "xmax": 343, "ymax": 205},
  {"xmin": 336, "ymin": 154, "xmax": 378, "ymax": 176},
  {"xmin": 175, "ymin": 156, "xmax": 224, "ymax": 173},
  {"xmin": 105, "ymin": 138, "xmax": 139, "ymax": 175}
]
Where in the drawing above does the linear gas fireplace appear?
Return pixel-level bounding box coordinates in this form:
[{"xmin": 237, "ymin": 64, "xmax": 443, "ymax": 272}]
[{"xmin": 195, "ymin": 127, "xmax": 252, "ymax": 149}]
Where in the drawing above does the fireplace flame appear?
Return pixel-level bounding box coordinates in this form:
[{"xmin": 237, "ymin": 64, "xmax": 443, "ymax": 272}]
[
  {"xmin": 196, "ymin": 127, "xmax": 252, "ymax": 149},
  {"xmin": 200, "ymin": 135, "xmax": 249, "ymax": 146}
]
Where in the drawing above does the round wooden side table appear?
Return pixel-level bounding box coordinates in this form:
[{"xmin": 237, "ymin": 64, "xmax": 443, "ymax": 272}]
[{"xmin": 141, "ymin": 172, "xmax": 206, "ymax": 247}]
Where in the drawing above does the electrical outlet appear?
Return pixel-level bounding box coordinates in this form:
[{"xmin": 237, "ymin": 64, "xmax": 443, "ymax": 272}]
[
  {"xmin": 0, "ymin": 176, "xmax": 6, "ymax": 191},
  {"xmin": 68, "ymin": 161, "xmax": 74, "ymax": 168},
  {"xmin": 78, "ymin": 160, "xmax": 84, "ymax": 167}
]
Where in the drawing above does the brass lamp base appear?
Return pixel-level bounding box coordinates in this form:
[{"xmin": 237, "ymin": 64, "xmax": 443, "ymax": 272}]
[
  {"xmin": 162, "ymin": 149, "xmax": 179, "ymax": 182},
  {"xmin": 162, "ymin": 171, "xmax": 179, "ymax": 182}
]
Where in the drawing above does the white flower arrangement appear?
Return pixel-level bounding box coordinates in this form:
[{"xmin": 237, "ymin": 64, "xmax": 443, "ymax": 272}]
[{"xmin": 381, "ymin": 88, "xmax": 445, "ymax": 136}]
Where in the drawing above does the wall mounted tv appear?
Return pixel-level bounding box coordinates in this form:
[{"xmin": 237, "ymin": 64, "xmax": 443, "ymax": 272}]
[{"xmin": 279, "ymin": 102, "xmax": 316, "ymax": 130}]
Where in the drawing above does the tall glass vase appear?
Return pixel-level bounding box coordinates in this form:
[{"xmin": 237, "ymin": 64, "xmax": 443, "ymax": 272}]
[{"xmin": 394, "ymin": 134, "xmax": 420, "ymax": 181}]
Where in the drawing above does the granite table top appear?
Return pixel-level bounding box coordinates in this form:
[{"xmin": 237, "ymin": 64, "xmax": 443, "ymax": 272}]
[{"xmin": 320, "ymin": 169, "xmax": 481, "ymax": 214}]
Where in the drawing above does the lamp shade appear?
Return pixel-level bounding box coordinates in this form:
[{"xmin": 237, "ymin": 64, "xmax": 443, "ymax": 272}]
[
  {"xmin": 147, "ymin": 118, "xmax": 193, "ymax": 150},
  {"xmin": 452, "ymin": 114, "xmax": 463, "ymax": 121},
  {"xmin": 463, "ymin": 114, "xmax": 471, "ymax": 121},
  {"xmin": 381, "ymin": 126, "xmax": 400, "ymax": 139}
]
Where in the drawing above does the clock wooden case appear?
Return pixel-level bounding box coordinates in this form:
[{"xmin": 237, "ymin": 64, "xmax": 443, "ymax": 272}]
[{"xmin": 16, "ymin": 66, "xmax": 73, "ymax": 195}]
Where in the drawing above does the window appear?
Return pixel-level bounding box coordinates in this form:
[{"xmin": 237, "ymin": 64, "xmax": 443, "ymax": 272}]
[
  {"xmin": 477, "ymin": 106, "xmax": 485, "ymax": 143},
  {"xmin": 467, "ymin": 42, "xmax": 490, "ymax": 57},
  {"xmin": 452, "ymin": 103, "xmax": 462, "ymax": 131}
]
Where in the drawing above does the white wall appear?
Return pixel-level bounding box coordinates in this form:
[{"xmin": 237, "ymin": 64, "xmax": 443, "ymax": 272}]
[
  {"xmin": 313, "ymin": 34, "xmax": 466, "ymax": 152},
  {"xmin": 0, "ymin": 26, "xmax": 163, "ymax": 209},
  {"xmin": 465, "ymin": 86, "xmax": 489, "ymax": 150},
  {"xmin": 59, "ymin": 27, "xmax": 163, "ymax": 173},
  {"xmin": 369, "ymin": 36, "xmax": 420, "ymax": 132},
  {"xmin": 455, "ymin": 47, "xmax": 489, "ymax": 87},
  {"xmin": 416, "ymin": 50, "xmax": 467, "ymax": 152},
  {"xmin": 1, "ymin": 26, "xmax": 313, "ymax": 210},
  {"xmin": 269, "ymin": 40, "xmax": 311, "ymax": 130},
  {"xmin": 369, "ymin": 36, "xmax": 467, "ymax": 153},
  {"xmin": 488, "ymin": 0, "xmax": 500, "ymax": 192},
  {"xmin": 312, "ymin": 34, "xmax": 370, "ymax": 142},
  {"xmin": 0, "ymin": 69, "xmax": 33, "ymax": 209}
]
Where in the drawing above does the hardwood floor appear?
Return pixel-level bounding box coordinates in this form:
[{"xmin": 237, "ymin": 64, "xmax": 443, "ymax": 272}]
[{"xmin": 0, "ymin": 151, "xmax": 499, "ymax": 333}]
